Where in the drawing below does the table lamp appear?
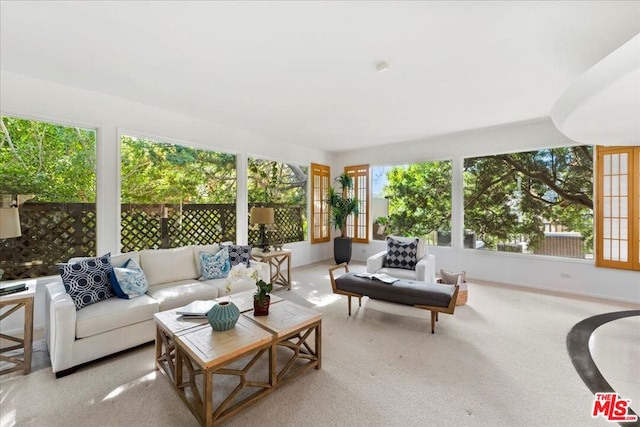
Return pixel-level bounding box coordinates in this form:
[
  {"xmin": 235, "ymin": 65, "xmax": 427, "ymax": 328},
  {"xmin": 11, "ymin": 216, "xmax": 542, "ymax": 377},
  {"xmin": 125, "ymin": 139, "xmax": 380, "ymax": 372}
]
[
  {"xmin": 0, "ymin": 207, "xmax": 21, "ymax": 239},
  {"xmin": 0, "ymin": 207, "xmax": 22, "ymax": 280},
  {"xmin": 250, "ymin": 207, "xmax": 274, "ymax": 252}
]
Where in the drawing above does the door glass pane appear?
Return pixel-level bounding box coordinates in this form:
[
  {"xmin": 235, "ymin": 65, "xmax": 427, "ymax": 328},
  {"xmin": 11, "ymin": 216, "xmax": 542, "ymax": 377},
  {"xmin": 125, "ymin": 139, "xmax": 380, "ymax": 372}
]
[{"xmin": 611, "ymin": 154, "xmax": 619, "ymax": 174}]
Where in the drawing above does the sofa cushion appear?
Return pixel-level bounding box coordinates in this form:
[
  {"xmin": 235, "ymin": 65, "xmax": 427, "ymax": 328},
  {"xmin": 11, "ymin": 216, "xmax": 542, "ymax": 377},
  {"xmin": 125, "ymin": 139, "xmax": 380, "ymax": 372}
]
[
  {"xmin": 110, "ymin": 251, "xmax": 140, "ymax": 268},
  {"xmin": 192, "ymin": 244, "xmax": 221, "ymax": 273},
  {"xmin": 111, "ymin": 258, "xmax": 149, "ymax": 299},
  {"xmin": 384, "ymin": 237, "xmax": 419, "ymax": 270},
  {"xmin": 145, "ymin": 279, "xmax": 220, "ymax": 311},
  {"xmin": 139, "ymin": 246, "xmax": 198, "ymax": 287},
  {"xmin": 58, "ymin": 253, "xmax": 115, "ymax": 310},
  {"xmin": 203, "ymin": 276, "xmax": 256, "ymax": 296},
  {"xmin": 199, "ymin": 248, "xmax": 231, "ymax": 280},
  {"xmin": 76, "ymin": 293, "xmax": 159, "ymax": 339}
]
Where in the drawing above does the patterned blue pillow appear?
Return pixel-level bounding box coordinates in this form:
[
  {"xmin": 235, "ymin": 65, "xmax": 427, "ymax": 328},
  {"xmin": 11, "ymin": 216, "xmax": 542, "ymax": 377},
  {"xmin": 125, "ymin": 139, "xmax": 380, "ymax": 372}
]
[
  {"xmin": 111, "ymin": 258, "xmax": 149, "ymax": 299},
  {"xmin": 58, "ymin": 253, "xmax": 114, "ymax": 310},
  {"xmin": 383, "ymin": 237, "xmax": 419, "ymax": 270},
  {"xmin": 199, "ymin": 248, "xmax": 231, "ymax": 280},
  {"xmin": 224, "ymin": 244, "xmax": 251, "ymax": 267}
]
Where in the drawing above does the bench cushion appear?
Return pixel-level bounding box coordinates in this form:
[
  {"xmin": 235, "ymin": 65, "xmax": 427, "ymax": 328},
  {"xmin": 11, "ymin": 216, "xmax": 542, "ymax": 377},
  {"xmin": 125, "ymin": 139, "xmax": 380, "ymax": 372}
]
[{"xmin": 335, "ymin": 273, "xmax": 455, "ymax": 308}]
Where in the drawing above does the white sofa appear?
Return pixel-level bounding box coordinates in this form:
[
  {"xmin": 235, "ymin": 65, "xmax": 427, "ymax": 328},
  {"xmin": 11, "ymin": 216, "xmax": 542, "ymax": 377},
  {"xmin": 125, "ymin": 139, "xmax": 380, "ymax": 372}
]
[
  {"xmin": 366, "ymin": 237, "xmax": 436, "ymax": 283},
  {"xmin": 45, "ymin": 244, "xmax": 268, "ymax": 377}
]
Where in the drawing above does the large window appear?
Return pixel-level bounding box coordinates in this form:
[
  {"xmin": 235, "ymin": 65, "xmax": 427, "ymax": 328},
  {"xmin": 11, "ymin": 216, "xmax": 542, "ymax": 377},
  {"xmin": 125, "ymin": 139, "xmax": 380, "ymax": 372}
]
[
  {"xmin": 345, "ymin": 164, "xmax": 369, "ymax": 243},
  {"xmin": 464, "ymin": 146, "xmax": 594, "ymax": 258},
  {"xmin": 120, "ymin": 135, "xmax": 237, "ymax": 251},
  {"xmin": 371, "ymin": 161, "xmax": 452, "ymax": 244},
  {"xmin": 1, "ymin": 115, "xmax": 97, "ymax": 280},
  {"xmin": 310, "ymin": 163, "xmax": 330, "ymax": 243},
  {"xmin": 247, "ymin": 158, "xmax": 308, "ymax": 245},
  {"xmin": 596, "ymin": 146, "xmax": 639, "ymax": 271}
]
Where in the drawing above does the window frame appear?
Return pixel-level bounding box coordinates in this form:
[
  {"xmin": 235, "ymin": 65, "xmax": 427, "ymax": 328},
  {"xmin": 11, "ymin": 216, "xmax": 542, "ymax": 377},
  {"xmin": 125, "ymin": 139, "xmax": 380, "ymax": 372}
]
[
  {"xmin": 595, "ymin": 146, "xmax": 640, "ymax": 271},
  {"xmin": 345, "ymin": 164, "xmax": 370, "ymax": 243},
  {"xmin": 310, "ymin": 163, "xmax": 331, "ymax": 243}
]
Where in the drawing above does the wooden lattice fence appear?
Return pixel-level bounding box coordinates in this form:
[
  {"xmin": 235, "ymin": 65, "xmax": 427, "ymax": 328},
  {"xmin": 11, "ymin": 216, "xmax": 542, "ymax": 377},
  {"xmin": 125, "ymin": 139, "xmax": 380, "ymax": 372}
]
[
  {"xmin": 120, "ymin": 203, "xmax": 237, "ymax": 252},
  {"xmin": 0, "ymin": 203, "xmax": 97, "ymax": 279},
  {"xmin": 1, "ymin": 202, "xmax": 305, "ymax": 280}
]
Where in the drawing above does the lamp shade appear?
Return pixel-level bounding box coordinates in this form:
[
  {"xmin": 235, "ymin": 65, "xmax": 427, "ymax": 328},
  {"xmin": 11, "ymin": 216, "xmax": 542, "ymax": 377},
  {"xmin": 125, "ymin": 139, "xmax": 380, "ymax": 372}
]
[
  {"xmin": 250, "ymin": 207, "xmax": 275, "ymax": 225},
  {"xmin": 0, "ymin": 207, "xmax": 22, "ymax": 239}
]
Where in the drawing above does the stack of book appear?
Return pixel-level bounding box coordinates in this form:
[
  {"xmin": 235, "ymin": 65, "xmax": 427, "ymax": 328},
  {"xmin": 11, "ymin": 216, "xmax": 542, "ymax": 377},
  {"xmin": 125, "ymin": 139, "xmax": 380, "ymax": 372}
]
[
  {"xmin": 176, "ymin": 300, "xmax": 215, "ymax": 319},
  {"xmin": 0, "ymin": 282, "xmax": 27, "ymax": 297}
]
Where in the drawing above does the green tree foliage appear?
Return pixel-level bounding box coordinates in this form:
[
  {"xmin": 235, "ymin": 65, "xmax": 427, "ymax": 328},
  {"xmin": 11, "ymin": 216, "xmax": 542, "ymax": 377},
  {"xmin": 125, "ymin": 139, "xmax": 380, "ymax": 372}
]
[
  {"xmin": 384, "ymin": 161, "xmax": 452, "ymax": 237},
  {"xmin": 1, "ymin": 115, "xmax": 96, "ymax": 202},
  {"xmin": 247, "ymin": 158, "xmax": 307, "ymax": 205},
  {"xmin": 383, "ymin": 147, "xmax": 593, "ymax": 254},
  {"xmin": 120, "ymin": 136, "xmax": 236, "ymax": 203},
  {"xmin": 1, "ymin": 116, "xmax": 307, "ymax": 209}
]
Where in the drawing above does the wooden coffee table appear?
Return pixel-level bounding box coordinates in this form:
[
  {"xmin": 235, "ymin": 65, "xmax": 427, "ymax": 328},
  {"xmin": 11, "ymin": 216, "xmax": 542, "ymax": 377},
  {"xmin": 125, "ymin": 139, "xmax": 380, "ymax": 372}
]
[
  {"xmin": 153, "ymin": 307, "xmax": 210, "ymax": 384},
  {"xmin": 244, "ymin": 300, "xmax": 322, "ymax": 385},
  {"xmin": 159, "ymin": 298, "xmax": 322, "ymax": 426},
  {"xmin": 153, "ymin": 292, "xmax": 284, "ymax": 385},
  {"xmin": 174, "ymin": 316, "xmax": 274, "ymax": 426},
  {"xmin": 215, "ymin": 290, "xmax": 283, "ymax": 313}
]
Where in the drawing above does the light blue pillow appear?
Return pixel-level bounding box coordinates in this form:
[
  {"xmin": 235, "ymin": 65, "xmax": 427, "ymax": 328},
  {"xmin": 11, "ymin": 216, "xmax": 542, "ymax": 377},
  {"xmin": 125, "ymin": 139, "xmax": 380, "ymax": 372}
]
[
  {"xmin": 111, "ymin": 258, "xmax": 149, "ymax": 299},
  {"xmin": 199, "ymin": 248, "xmax": 231, "ymax": 280}
]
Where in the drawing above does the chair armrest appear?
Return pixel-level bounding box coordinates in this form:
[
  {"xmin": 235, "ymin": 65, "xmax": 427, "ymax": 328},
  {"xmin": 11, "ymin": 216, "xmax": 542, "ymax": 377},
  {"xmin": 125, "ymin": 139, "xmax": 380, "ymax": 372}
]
[
  {"xmin": 415, "ymin": 254, "xmax": 436, "ymax": 283},
  {"xmin": 366, "ymin": 250, "xmax": 387, "ymax": 274},
  {"xmin": 45, "ymin": 281, "xmax": 77, "ymax": 373}
]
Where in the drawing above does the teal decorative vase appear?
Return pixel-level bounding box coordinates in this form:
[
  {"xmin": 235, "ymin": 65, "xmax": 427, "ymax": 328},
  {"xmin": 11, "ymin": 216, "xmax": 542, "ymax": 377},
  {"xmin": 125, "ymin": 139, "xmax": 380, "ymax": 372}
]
[{"xmin": 207, "ymin": 301, "xmax": 240, "ymax": 331}]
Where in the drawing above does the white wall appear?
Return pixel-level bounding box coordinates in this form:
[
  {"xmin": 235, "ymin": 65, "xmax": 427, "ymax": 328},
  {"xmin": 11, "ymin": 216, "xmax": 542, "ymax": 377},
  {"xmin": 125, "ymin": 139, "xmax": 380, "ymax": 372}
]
[{"xmin": 336, "ymin": 118, "xmax": 640, "ymax": 304}]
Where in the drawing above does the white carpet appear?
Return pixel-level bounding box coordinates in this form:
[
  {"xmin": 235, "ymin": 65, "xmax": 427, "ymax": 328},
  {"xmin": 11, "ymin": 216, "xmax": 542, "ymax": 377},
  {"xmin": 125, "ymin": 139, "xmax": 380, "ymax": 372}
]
[{"xmin": 0, "ymin": 261, "xmax": 633, "ymax": 426}]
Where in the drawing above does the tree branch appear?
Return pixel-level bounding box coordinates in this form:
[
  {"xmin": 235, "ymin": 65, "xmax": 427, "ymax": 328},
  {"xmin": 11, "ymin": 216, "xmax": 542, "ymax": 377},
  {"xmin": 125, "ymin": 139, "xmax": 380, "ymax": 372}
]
[
  {"xmin": 0, "ymin": 117, "xmax": 28, "ymax": 169},
  {"xmin": 496, "ymin": 155, "xmax": 593, "ymax": 209}
]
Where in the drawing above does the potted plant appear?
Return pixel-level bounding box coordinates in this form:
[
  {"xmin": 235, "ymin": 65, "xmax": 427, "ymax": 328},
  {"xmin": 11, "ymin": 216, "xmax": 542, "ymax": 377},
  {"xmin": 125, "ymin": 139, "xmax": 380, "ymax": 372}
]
[
  {"xmin": 253, "ymin": 279, "xmax": 273, "ymax": 316},
  {"xmin": 374, "ymin": 216, "xmax": 391, "ymax": 240},
  {"xmin": 328, "ymin": 172, "xmax": 359, "ymax": 264}
]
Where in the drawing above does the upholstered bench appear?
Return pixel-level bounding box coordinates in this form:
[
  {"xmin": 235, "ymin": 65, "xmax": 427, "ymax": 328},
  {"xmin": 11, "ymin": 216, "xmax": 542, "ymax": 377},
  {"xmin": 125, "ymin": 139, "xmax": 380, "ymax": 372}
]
[{"xmin": 329, "ymin": 263, "xmax": 459, "ymax": 334}]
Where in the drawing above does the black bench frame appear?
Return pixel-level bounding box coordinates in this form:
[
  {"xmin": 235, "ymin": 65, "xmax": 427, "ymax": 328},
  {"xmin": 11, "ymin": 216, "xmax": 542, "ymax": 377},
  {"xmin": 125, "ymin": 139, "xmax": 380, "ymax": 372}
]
[{"xmin": 329, "ymin": 263, "xmax": 459, "ymax": 334}]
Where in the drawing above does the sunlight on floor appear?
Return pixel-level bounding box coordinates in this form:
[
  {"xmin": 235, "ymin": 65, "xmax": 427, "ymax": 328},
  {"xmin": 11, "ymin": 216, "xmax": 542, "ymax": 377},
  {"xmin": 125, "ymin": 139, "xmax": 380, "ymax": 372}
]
[
  {"xmin": 291, "ymin": 274, "xmax": 343, "ymax": 307},
  {"xmin": 305, "ymin": 291, "xmax": 341, "ymax": 307},
  {"xmin": 103, "ymin": 371, "xmax": 157, "ymax": 401},
  {"xmin": 0, "ymin": 409, "xmax": 16, "ymax": 427}
]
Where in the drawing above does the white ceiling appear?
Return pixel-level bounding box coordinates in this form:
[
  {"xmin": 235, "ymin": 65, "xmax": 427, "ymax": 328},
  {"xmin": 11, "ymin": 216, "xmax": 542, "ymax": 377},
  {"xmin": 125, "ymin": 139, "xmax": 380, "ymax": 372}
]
[{"xmin": 1, "ymin": 1, "xmax": 639, "ymax": 152}]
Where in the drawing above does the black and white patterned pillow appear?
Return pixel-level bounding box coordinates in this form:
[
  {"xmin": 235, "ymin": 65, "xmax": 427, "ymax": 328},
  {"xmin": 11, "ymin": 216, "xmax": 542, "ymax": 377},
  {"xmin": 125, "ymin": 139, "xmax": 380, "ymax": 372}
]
[
  {"xmin": 224, "ymin": 244, "xmax": 251, "ymax": 267},
  {"xmin": 58, "ymin": 253, "xmax": 115, "ymax": 310},
  {"xmin": 383, "ymin": 237, "xmax": 419, "ymax": 270}
]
